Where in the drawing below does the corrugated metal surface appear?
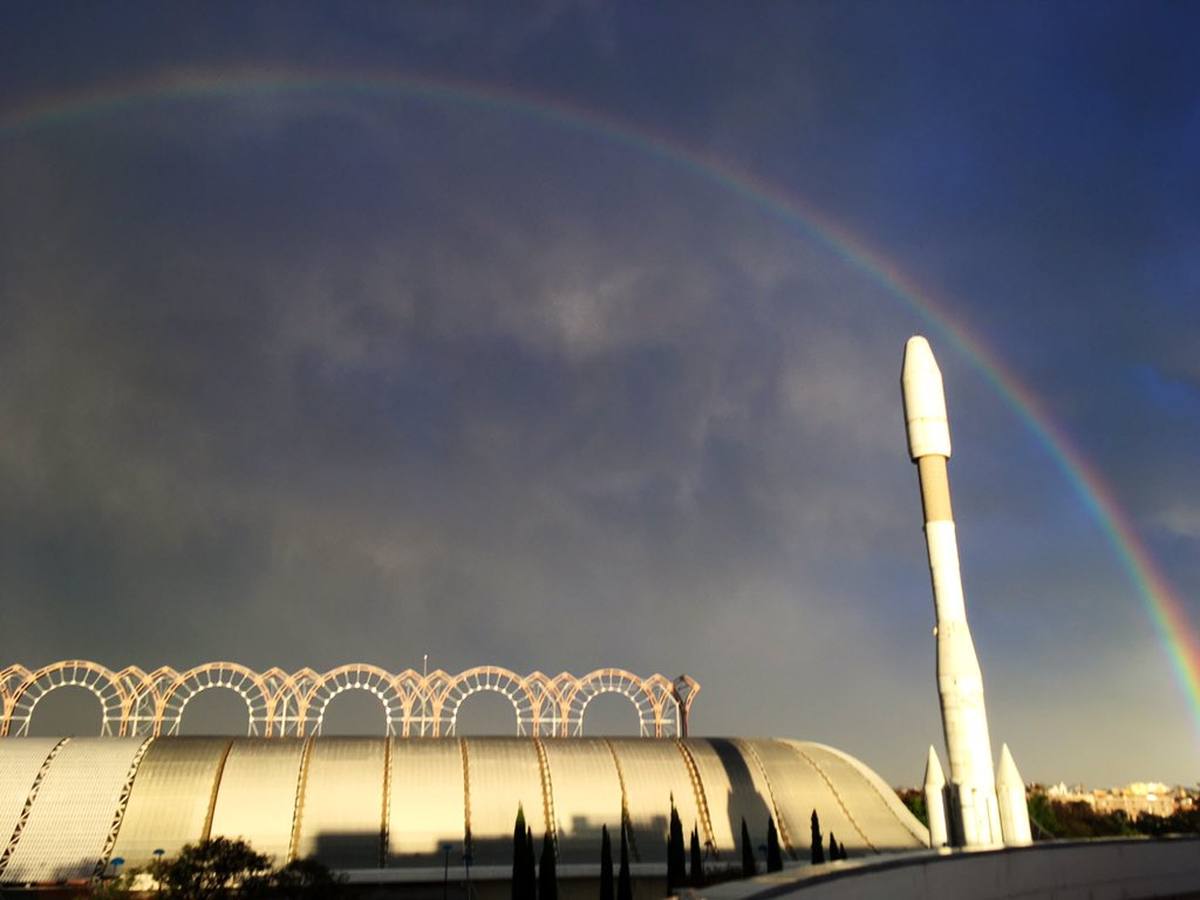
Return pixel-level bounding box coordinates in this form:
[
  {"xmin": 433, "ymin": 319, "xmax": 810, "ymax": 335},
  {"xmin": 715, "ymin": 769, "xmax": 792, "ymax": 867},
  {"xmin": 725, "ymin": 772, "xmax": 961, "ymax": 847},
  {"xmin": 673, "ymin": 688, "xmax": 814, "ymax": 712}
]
[
  {"xmin": 110, "ymin": 737, "xmax": 231, "ymax": 867},
  {"xmin": 789, "ymin": 742, "xmax": 925, "ymax": 849},
  {"xmin": 540, "ymin": 738, "xmax": 623, "ymax": 864},
  {"xmin": 461, "ymin": 738, "xmax": 544, "ymax": 867},
  {"xmin": 747, "ymin": 739, "xmax": 861, "ymax": 852},
  {"xmin": 0, "ymin": 736, "xmax": 922, "ymax": 876},
  {"xmin": 207, "ymin": 739, "xmax": 305, "ymax": 864},
  {"xmin": 294, "ymin": 737, "xmax": 385, "ymax": 869},
  {"xmin": 607, "ymin": 738, "xmax": 701, "ymax": 863},
  {"xmin": 2, "ymin": 738, "xmax": 145, "ymax": 883},
  {"xmin": 0, "ymin": 739, "xmax": 60, "ymax": 854},
  {"xmin": 684, "ymin": 739, "xmax": 775, "ymax": 857},
  {"xmin": 386, "ymin": 738, "xmax": 464, "ymax": 865}
]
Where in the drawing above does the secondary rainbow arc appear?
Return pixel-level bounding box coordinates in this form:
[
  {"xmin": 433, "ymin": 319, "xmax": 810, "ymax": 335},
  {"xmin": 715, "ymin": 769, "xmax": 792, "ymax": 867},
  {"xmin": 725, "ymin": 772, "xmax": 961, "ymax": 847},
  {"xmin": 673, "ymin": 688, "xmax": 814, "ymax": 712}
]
[{"xmin": 3, "ymin": 66, "xmax": 1197, "ymax": 737}]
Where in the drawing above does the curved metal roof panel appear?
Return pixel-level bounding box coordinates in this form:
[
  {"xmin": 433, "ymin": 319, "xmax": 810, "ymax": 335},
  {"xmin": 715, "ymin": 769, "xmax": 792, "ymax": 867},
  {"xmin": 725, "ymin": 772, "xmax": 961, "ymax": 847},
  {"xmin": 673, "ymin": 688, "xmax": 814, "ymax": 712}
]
[
  {"xmin": 0, "ymin": 738, "xmax": 61, "ymax": 856},
  {"xmin": 294, "ymin": 737, "xmax": 386, "ymax": 870},
  {"xmin": 1, "ymin": 737, "xmax": 146, "ymax": 884},
  {"xmin": 207, "ymin": 739, "xmax": 306, "ymax": 864},
  {"xmin": 0, "ymin": 737, "xmax": 925, "ymax": 883},
  {"xmin": 539, "ymin": 738, "xmax": 623, "ymax": 864},
  {"xmin": 385, "ymin": 737, "xmax": 464, "ymax": 865},
  {"xmin": 109, "ymin": 736, "xmax": 231, "ymax": 868}
]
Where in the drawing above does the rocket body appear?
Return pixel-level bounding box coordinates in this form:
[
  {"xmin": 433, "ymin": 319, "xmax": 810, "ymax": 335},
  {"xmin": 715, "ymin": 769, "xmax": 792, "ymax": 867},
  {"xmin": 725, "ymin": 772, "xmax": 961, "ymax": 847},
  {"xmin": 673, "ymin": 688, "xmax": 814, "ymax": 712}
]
[
  {"xmin": 996, "ymin": 744, "xmax": 1033, "ymax": 846},
  {"xmin": 903, "ymin": 336, "xmax": 1002, "ymax": 847},
  {"xmin": 923, "ymin": 746, "xmax": 949, "ymax": 849}
]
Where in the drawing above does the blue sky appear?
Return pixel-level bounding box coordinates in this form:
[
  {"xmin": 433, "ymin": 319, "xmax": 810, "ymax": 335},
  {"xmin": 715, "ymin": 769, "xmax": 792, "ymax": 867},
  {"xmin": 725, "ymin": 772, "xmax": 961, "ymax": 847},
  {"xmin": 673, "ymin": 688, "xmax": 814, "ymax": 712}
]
[{"xmin": 1, "ymin": 2, "xmax": 1197, "ymax": 786}]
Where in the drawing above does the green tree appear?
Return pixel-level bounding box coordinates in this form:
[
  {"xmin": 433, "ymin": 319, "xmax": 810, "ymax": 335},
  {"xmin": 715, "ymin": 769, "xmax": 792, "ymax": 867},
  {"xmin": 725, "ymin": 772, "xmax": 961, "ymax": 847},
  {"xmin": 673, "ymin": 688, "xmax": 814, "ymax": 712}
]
[
  {"xmin": 599, "ymin": 825, "xmax": 614, "ymax": 900},
  {"xmin": 827, "ymin": 832, "xmax": 837, "ymax": 863},
  {"xmin": 1026, "ymin": 792, "xmax": 1061, "ymax": 838},
  {"xmin": 245, "ymin": 858, "xmax": 344, "ymax": 900},
  {"xmin": 667, "ymin": 798, "xmax": 686, "ymax": 892},
  {"xmin": 740, "ymin": 818, "xmax": 757, "ymax": 877},
  {"xmin": 616, "ymin": 824, "xmax": 633, "ymax": 900},
  {"xmin": 538, "ymin": 832, "xmax": 558, "ymax": 900},
  {"xmin": 102, "ymin": 839, "xmax": 345, "ymax": 900},
  {"xmin": 90, "ymin": 870, "xmax": 138, "ymax": 900},
  {"xmin": 810, "ymin": 811, "xmax": 824, "ymax": 865},
  {"xmin": 689, "ymin": 825, "xmax": 703, "ymax": 887},
  {"xmin": 896, "ymin": 789, "xmax": 928, "ymax": 827},
  {"xmin": 765, "ymin": 818, "xmax": 783, "ymax": 872},
  {"xmin": 148, "ymin": 837, "xmax": 271, "ymax": 900}
]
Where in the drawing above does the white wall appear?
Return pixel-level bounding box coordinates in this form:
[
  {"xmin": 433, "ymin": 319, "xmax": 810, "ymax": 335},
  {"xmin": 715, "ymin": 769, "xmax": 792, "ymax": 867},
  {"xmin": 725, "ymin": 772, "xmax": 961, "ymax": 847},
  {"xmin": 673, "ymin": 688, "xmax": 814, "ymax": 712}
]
[{"xmin": 701, "ymin": 838, "xmax": 1200, "ymax": 900}]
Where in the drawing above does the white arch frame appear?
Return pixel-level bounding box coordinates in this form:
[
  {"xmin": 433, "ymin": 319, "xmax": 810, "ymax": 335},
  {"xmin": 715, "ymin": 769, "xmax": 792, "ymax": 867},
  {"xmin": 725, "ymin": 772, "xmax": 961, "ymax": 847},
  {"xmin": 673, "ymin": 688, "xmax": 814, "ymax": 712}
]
[
  {"xmin": 437, "ymin": 666, "xmax": 535, "ymax": 736},
  {"xmin": 0, "ymin": 660, "xmax": 698, "ymax": 738},
  {"xmin": 566, "ymin": 669, "xmax": 658, "ymax": 737},
  {"xmin": 156, "ymin": 662, "xmax": 271, "ymax": 736},
  {"xmin": 3, "ymin": 661, "xmax": 126, "ymax": 737},
  {"xmin": 303, "ymin": 664, "xmax": 408, "ymax": 736}
]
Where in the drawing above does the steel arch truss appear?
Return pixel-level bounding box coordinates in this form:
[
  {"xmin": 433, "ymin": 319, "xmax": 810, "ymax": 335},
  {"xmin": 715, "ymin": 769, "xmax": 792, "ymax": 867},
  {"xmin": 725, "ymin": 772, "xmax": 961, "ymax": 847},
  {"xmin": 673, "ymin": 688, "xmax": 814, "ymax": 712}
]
[
  {"xmin": 156, "ymin": 663, "xmax": 272, "ymax": 736},
  {"xmin": 0, "ymin": 660, "xmax": 699, "ymax": 738},
  {"xmin": 565, "ymin": 668, "xmax": 661, "ymax": 736},
  {"xmin": 436, "ymin": 666, "xmax": 536, "ymax": 736},
  {"xmin": 2, "ymin": 661, "xmax": 127, "ymax": 737},
  {"xmin": 301, "ymin": 664, "xmax": 414, "ymax": 736}
]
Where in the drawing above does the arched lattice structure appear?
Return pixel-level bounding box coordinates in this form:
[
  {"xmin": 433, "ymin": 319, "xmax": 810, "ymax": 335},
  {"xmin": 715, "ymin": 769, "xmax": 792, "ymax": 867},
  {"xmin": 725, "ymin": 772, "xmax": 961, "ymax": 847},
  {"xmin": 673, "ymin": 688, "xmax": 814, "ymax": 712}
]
[
  {"xmin": 2, "ymin": 661, "xmax": 127, "ymax": 737},
  {"xmin": 642, "ymin": 673, "xmax": 684, "ymax": 737},
  {"xmin": 404, "ymin": 669, "xmax": 452, "ymax": 737},
  {"xmin": 0, "ymin": 665, "xmax": 32, "ymax": 731},
  {"xmin": 0, "ymin": 661, "xmax": 699, "ymax": 738},
  {"xmin": 268, "ymin": 668, "xmax": 320, "ymax": 737},
  {"xmin": 301, "ymin": 664, "xmax": 412, "ymax": 736},
  {"xmin": 564, "ymin": 668, "xmax": 661, "ymax": 736},
  {"xmin": 435, "ymin": 666, "xmax": 536, "ymax": 736},
  {"xmin": 155, "ymin": 662, "xmax": 272, "ymax": 736},
  {"xmin": 116, "ymin": 666, "xmax": 169, "ymax": 736}
]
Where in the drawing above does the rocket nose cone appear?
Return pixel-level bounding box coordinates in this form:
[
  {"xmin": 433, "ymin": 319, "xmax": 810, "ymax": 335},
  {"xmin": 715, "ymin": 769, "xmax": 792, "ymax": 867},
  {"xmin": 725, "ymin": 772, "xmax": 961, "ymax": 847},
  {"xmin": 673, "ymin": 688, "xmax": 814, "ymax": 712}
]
[
  {"xmin": 996, "ymin": 743, "xmax": 1025, "ymax": 789},
  {"xmin": 901, "ymin": 336, "xmax": 952, "ymax": 459},
  {"xmin": 902, "ymin": 336, "xmax": 939, "ymax": 384},
  {"xmin": 923, "ymin": 745, "xmax": 946, "ymax": 789}
]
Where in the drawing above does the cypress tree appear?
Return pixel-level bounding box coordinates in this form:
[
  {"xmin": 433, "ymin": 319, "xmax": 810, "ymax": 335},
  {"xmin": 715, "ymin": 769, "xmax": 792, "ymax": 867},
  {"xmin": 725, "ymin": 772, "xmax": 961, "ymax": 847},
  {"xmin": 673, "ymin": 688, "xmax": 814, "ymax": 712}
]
[
  {"xmin": 740, "ymin": 817, "xmax": 757, "ymax": 877},
  {"xmin": 689, "ymin": 825, "xmax": 703, "ymax": 887},
  {"xmin": 766, "ymin": 817, "xmax": 783, "ymax": 872},
  {"xmin": 838, "ymin": 840, "xmax": 847, "ymax": 861},
  {"xmin": 600, "ymin": 825, "xmax": 614, "ymax": 900},
  {"xmin": 667, "ymin": 799, "xmax": 686, "ymax": 891},
  {"xmin": 617, "ymin": 823, "xmax": 633, "ymax": 900},
  {"xmin": 827, "ymin": 832, "xmax": 837, "ymax": 863},
  {"xmin": 539, "ymin": 832, "xmax": 558, "ymax": 900},
  {"xmin": 810, "ymin": 810, "xmax": 825, "ymax": 865},
  {"xmin": 513, "ymin": 805, "xmax": 528, "ymax": 900},
  {"xmin": 527, "ymin": 826, "xmax": 537, "ymax": 899}
]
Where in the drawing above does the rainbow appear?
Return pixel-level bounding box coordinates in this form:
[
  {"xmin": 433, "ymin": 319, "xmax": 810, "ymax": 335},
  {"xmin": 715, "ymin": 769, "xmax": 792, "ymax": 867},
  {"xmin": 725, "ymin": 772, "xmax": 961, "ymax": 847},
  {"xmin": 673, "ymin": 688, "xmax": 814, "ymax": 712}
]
[{"xmin": 3, "ymin": 67, "xmax": 1198, "ymax": 735}]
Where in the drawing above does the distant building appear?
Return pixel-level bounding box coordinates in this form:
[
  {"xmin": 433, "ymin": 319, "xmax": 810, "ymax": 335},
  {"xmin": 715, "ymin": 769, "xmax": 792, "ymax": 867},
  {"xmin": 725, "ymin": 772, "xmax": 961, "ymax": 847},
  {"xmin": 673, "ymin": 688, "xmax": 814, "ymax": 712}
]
[
  {"xmin": 1093, "ymin": 783, "xmax": 1178, "ymax": 820},
  {"xmin": 1042, "ymin": 781, "xmax": 1193, "ymax": 820}
]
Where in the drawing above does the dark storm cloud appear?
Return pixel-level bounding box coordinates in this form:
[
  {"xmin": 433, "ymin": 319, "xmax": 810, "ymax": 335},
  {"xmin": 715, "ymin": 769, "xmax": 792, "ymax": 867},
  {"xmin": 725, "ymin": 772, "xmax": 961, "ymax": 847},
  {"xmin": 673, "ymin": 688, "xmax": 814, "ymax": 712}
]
[{"xmin": 1, "ymin": 2, "xmax": 1197, "ymax": 784}]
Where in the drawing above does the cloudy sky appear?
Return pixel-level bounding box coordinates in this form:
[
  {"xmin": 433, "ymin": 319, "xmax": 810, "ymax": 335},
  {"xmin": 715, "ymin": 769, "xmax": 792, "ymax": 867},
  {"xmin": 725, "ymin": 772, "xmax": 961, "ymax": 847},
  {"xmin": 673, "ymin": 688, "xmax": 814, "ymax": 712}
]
[{"xmin": 2, "ymin": 2, "xmax": 1197, "ymax": 787}]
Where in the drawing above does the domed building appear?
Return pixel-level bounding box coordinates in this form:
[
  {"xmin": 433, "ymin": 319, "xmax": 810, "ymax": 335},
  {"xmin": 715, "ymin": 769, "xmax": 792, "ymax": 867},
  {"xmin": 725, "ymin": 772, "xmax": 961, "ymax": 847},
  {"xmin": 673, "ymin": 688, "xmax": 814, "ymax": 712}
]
[{"xmin": 0, "ymin": 736, "xmax": 925, "ymax": 885}]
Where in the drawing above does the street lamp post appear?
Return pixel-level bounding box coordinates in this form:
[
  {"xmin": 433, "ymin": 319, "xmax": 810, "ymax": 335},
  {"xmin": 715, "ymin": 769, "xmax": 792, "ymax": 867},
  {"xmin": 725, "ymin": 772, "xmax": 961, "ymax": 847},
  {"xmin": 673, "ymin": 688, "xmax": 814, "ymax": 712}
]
[{"xmin": 152, "ymin": 848, "xmax": 165, "ymax": 898}]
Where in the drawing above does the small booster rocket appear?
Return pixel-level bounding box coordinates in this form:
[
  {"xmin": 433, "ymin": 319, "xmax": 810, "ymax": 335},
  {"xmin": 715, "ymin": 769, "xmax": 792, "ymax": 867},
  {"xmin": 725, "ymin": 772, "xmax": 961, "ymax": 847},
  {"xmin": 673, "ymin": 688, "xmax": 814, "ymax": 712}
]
[{"xmin": 902, "ymin": 336, "xmax": 1003, "ymax": 847}]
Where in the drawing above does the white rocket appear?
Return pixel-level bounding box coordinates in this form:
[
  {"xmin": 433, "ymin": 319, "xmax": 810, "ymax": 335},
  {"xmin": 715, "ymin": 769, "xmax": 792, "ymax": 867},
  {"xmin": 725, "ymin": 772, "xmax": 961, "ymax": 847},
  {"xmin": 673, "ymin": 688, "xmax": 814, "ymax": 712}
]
[
  {"xmin": 902, "ymin": 336, "xmax": 1003, "ymax": 847},
  {"xmin": 996, "ymin": 743, "xmax": 1033, "ymax": 846},
  {"xmin": 923, "ymin": 746, "xmax": 949, "ymax": 848}
]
